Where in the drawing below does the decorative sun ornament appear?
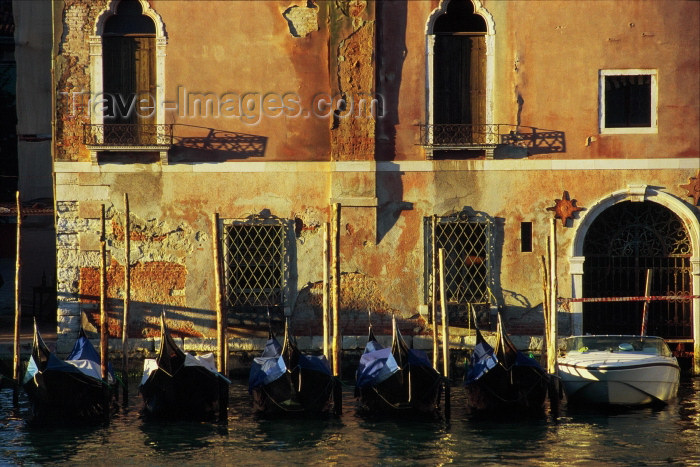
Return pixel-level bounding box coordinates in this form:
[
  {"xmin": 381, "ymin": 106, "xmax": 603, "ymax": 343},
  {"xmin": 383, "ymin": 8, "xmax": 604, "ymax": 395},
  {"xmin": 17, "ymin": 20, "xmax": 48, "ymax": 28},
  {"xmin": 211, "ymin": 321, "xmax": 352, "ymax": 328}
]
[
  {"xmin": 679, "ymin": 170, "xmax": 700, "ymax": 206},
  {"xmin": 546, "ymin": 191, "xmax": 583, "ymax": 227}
]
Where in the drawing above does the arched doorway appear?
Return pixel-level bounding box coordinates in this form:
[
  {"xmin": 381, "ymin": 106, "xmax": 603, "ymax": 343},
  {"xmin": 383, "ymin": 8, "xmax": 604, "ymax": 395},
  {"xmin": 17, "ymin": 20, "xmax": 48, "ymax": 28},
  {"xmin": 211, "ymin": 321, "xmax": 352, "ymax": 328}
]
[{"xmin": 582, "ymin": 200, "xmax": 693, "ymax": 340}]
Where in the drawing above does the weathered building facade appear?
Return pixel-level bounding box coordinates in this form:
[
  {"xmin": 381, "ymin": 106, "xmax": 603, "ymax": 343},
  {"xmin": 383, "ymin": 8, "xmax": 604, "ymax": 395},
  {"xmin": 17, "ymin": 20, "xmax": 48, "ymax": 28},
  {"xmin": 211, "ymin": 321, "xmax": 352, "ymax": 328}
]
[{"xmin": 49, "ymin": 0, "xmax": 700, "ymax": 371}]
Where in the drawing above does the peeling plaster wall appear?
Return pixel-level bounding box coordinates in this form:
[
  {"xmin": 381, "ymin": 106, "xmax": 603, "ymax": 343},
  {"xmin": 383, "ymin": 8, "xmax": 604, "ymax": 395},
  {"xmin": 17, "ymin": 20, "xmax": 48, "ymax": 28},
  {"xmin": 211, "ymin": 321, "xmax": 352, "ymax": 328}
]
[{"xmin": 54, "ymin": 0, "xmax": 108, "ymax": 162}]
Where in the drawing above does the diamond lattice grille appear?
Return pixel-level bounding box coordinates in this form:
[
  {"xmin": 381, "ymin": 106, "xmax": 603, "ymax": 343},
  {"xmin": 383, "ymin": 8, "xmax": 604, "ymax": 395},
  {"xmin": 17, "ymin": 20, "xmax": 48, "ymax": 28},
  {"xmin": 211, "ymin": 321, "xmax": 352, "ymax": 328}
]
[
  {"xmin": 224, "ymin": 223, "xmax": 285, "ymax": 308},
  {"xmin": 426, "ymin": 216, "xmax": 492, "ymax": 307}
]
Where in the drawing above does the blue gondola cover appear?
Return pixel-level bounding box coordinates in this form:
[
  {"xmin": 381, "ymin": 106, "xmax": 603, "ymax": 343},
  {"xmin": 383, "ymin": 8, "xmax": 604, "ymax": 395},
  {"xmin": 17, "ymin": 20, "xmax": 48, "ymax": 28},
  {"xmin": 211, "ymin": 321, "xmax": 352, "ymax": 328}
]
[
  {"xmin": 465, "ymin": 339, "xmax": 498, "ymax": 384},
  {"xmin": 249, "ymin": 337, "xmax": 286, "ymax": 393},
  {"xmin": 355, "ymin": 340, "xmax": 399, "ymax": 389},
  {"xmin": 297, "ymin": 354, "xmax": 332, "ymax": 375}
]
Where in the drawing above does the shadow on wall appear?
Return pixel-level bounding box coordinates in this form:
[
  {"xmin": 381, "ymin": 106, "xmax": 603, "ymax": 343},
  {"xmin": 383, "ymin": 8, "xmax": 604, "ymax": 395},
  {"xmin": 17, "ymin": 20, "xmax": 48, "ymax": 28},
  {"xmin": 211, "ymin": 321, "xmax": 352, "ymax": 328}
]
[
  {"xmin": 374, "ymin": 0, "xmax": 407, "ymax": 162},
  {"xmin": 168, "ymin": 124, "xmax": 267, "ymax": 163},
  {"xmin": 497, "ymin": 127, "xmax": 566, "ymax": 158},
  {"xmin": 291, "ymin": 272, "xmax": 428, "ymax": 337},
  {"xmin": 376, "ymin": 166, "xmax": 412, "ymax": 244},
  {"xmin": 67, "ymin": 292, "xmax": 217, "ymax": 339}
]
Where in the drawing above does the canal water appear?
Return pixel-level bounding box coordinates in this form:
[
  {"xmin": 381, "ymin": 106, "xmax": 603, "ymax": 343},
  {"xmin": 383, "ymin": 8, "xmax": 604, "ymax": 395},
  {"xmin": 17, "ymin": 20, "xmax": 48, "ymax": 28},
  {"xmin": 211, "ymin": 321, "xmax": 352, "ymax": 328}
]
[{"xmin": 1, "ymin": 378, "xmax": 699, "ymax": 465}]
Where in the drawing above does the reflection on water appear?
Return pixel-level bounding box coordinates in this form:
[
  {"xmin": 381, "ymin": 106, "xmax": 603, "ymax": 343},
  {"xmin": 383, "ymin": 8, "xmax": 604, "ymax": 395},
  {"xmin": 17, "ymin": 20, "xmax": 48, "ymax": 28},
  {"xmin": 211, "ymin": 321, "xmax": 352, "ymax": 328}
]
[{"xmin": 1, "ymin": 378, "xmax": 699, "ymax": 465}]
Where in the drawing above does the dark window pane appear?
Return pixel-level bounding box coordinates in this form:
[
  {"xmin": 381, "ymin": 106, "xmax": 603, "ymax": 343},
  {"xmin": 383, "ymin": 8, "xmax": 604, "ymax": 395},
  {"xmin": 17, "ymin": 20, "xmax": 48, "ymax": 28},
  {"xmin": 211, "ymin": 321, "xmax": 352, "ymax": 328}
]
[
  {"xmin": 605, "ymin": 75, "xmax": 652, "ymax": 128},
  {"xmin": 520, "ymin": 222, "xmax": 532, "ymax": 253}
]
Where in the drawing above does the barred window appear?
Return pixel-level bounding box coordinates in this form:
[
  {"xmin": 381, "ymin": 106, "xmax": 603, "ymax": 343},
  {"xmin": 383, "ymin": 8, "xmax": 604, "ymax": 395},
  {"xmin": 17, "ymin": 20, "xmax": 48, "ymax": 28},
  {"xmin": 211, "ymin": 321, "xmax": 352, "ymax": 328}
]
[
  {"xmin": 223, "ymin": 219, "xmax": 287, "ymax": 311},
  {"xmin": 425, "ymin": 212, "xmax": 493, "ymax": 326}
]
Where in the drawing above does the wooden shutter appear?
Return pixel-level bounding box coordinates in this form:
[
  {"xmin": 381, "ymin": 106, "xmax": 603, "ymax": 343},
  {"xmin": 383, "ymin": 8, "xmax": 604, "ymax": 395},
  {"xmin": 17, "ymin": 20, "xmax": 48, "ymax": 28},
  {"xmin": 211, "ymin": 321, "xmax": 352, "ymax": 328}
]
[{"xmin": 433, "ymin": 34, "xmax": 486, "ymax": 128}]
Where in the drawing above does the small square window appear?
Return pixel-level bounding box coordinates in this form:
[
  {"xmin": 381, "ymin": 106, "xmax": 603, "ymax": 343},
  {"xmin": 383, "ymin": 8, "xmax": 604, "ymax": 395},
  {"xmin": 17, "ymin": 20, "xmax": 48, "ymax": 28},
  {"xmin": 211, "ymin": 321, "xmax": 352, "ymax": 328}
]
[{"xmin": 599, "ymin": 70, "xmax": 657, "ymax": 134}]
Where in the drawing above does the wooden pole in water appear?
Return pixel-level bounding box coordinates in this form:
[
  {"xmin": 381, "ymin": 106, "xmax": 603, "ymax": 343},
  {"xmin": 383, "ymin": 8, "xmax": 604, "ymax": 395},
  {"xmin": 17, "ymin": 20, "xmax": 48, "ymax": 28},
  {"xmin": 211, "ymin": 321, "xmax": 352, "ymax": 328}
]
[
  {"xmin": 122, "ymin": 193, "xmax": 130, "ymax": 403},
  {"xmin": 547, "ymin": 219, "xmax": 558, "ymax": 376},
  {"xmin": 323, "ymin": 222, "xmax": 330, "ymax": 360},
  {"xmin": 12, "ymin": 191, "xmax": 21, "ymax": 404},
  {"xmin": 547, "ymin": 219, "xmax": 560, "ymax": 416},
  {"xmin": 212, "ymin": 213, "xmax": 227, "ymax": 375},
  {"xmin": 211, "ymin": 213, "xmax": 229, "ymax": 422},
  {"xmin": 431, "ymin": 215, "xmax": 439, "ymax": 369},
  {"xmin": 100, "ymin": 204, "xmax": 108, "ymax": 381},
  {"xmin": 438, "ymin": 249, "xmax": 450, "ymax": 377},
  {"xmin": 438, "ymin": 248, "xmax": 450, "ymax": 419},
  {"xmin": 331, "ymin": 203, "xmax": 341, "ymax": 377},
  {"xmin": 540, "ymin": 255, "xmax": 550, "ymax": 368},
  {"xmin": 641, "ymin": 269, "xmax": 652, "ymax": 336},
  {"xmin": 331, "ymin": 205, "xmax": 343, "ymax": 416}
]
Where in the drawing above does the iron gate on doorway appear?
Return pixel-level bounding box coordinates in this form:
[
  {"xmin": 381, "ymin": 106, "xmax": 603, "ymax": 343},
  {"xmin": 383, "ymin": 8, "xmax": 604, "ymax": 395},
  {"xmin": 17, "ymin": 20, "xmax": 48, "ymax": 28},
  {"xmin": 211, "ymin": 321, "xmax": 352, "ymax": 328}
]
[{"xmin": 582, "ymin": 201, "xmax": 693, "ymax": 340}]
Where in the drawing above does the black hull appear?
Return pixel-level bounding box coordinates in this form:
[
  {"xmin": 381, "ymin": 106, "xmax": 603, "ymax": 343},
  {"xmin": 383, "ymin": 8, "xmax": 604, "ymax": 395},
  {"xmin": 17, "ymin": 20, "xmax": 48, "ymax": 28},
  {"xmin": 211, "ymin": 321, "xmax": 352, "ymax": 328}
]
[
  {"xmin": 252, "ymin": 368, "xmax": 335, "ymax": 417},
  {"xmin": 23, "ymin": 371, "xmax": 115, "ymax": 423},
  {"xmin": 140, "ymin": 366, "xmax": 227, "ymax": 421},
  {"xmin": 464, "ymin": 365, "xmax": 548, "ymax": 416},
  {"xmin": 357, "ymin": 366, "xmax": 443, "ymax": 419}
]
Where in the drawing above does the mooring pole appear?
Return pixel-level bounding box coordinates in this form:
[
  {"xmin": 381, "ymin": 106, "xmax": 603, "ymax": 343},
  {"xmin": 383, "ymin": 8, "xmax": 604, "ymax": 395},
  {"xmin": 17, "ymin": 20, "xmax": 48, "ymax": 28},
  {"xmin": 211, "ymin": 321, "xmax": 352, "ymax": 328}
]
[
  {"xmin": 323, "ymin": 222, "xmax": 330, "ymax": 361},
  {"xmin": 641, "ymin": 269, "xmax": 653, "ymax": 336},
  {"xmin": 100, "ymin": 204, "xmax": 108, "ymax": 382},
  {"xmin": 540, "ymin": 255, "xmax": 550, "ymax": 368},
  {"xmin": 547, "ymin": 219, "xmax": 558, "ymax": 376},
  {"xmin": 438, "ymin": 248, "xmax": 450, "ymax": 420},
  {"xmin": 212, "ymin": 213, "xmax": 227, "ymax": 376},
  {"xmin": 12, "ymin": 191, "xmax": 21, "ymax": 405},
  {"xmin": 121, "ymin": 193, "xmax": 130, "ymax": 404},
  {"xmin": 212, "ymin": 212, "xmax": 228, "ymax": 422},
  {"xmin": 331, "ymin": 203, "xmax": 341, "ymax": 377},
  {"xmin": 431, "ymin": 215, "xmax": 439, "ymax": 369},
  {"xmin": 547, "ymin": 218, "xmax": 560, "ymax": 416},
  {"xmin": 331, "ymin": 205, "xmax": 342, "ymax": 416}
]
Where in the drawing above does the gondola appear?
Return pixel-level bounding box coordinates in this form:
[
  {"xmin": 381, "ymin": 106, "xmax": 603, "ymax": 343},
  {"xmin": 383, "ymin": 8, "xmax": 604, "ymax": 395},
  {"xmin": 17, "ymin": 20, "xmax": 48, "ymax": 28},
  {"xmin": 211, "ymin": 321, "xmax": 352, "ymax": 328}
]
[
  {"xmin": 22, "ymin": 321, "xmax": 117, "ymax": 423},
  {"xmin": 355, "ymin": 317, "xmax": 444, "ymax": 418},
  {"xmin": 139, "ymin": 314, "xmax": 230, "ymax": 421},
  {"xmin": 464, "ymin": 312, "xmax": 549, "ymax": 416},
  {"xmin": 249, "ymin": 322, "xmax": 339, "ymax": 417}
]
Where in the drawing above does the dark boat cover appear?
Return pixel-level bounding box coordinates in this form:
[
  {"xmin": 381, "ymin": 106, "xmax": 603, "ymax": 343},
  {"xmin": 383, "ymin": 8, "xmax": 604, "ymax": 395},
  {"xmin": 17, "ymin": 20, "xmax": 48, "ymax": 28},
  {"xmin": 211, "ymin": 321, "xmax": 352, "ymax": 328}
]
[
  {"xmin": 249, "ymin": 329, "xmax": 335, "ymax": 416},
  {"xmin": 139, "ymin": 316, "xmax": 230, "ymax": 421},
  {"xmin": 464, "ymin": 313, "xmax": 549, "ymax": 415},
  {"xmin": 355, "ymin": 325, "xmax": 443, "ymax": 418},
  {"xmin": 23, "ymin": 325, "xmax": 116, "ymax": 423}
]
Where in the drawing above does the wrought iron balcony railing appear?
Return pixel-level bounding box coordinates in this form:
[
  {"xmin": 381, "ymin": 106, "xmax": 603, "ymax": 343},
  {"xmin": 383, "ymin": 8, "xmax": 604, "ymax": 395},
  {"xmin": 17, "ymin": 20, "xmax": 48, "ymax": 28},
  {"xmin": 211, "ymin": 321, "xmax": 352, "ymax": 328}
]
[
  {"xmin": 418, "ymin": 123, "xmax": 565, "ymax": 154},
  {"xmin": 418, "ymin": 123, "xmax": 502, "ymax": 148},
  {"xmin": 83, "ymin": 123, "xmax": 174, "ymax": 147}
]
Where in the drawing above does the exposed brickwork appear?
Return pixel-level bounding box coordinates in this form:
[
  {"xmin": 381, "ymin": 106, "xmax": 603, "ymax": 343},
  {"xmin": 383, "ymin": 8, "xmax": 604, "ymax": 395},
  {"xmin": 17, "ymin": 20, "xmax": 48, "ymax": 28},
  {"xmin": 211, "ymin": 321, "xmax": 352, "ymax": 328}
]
[
  {"xmin": 55, "ymin": 1, "xmax": 109, "ymax": 162},
  {"xmin": 79, "ymin": 258, "xmax": 190, "ymax": 338}
]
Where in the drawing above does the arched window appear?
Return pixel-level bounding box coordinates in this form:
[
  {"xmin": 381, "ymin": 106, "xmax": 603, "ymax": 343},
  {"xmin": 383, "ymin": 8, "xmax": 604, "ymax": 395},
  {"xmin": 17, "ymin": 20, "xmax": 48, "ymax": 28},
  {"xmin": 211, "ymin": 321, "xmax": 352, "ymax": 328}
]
[
  {"xmin": 86, "ymin": 0, "xmax": 169, "ymax": 162},
  {"xmin": 102, "ymin": 0, "xmax": 156, "ymax": 128},
  {"xmin": 424, "ymin": 0, "xmax": 494, "ymax": 158},
  {"xmin": 432, "ymin": 1, "xmax": 486, "ymax": 128}
]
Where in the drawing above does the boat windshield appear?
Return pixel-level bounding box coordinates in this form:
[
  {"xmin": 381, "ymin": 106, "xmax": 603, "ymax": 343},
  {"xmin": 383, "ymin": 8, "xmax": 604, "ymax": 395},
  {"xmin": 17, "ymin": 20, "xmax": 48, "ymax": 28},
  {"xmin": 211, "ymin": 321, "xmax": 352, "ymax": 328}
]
[{"xmin": 562, "ymin": 336, "xmax": 672, "ymax": 356}]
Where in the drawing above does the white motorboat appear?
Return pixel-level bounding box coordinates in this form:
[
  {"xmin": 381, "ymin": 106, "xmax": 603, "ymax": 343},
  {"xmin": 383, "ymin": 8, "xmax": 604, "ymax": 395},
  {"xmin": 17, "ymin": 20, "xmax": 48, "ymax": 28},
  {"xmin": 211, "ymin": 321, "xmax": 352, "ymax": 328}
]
[{"xmin": 558, "ymin": 335, "xmax": 680, "ymax": 406}]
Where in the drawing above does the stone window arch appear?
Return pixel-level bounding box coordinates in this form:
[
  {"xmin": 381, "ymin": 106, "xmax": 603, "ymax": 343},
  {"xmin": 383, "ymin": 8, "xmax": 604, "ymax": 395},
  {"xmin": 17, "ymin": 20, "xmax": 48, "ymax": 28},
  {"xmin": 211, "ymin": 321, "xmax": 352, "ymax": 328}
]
[
  {"xmin": 426, "ymin": 0, "xmax": 495, "ymax": 134},
  {"xmin": 90, "ymin": 0, "xmax": 167, "ymax": 128}
]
